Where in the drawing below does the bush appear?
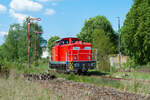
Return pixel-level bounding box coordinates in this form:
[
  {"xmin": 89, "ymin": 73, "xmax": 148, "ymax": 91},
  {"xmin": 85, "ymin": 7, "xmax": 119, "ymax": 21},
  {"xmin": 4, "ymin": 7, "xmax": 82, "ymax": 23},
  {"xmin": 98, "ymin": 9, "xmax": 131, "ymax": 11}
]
[
  {"xmin": 0, "ymin": 58, "xmax": 9, "ymax": 70},
  {"xmin": 146, "ymin": 62, "xmax": 150, "ymax": 68},
  {"xmin": 122, "ymin": 58, "xmax": 136, "ymax": 71},
  {"xmin": 0, "ymin": 58, "xmax": 27, "ymax": 75},
  {"xmin": 67, "ymin": 73, "xmax": 76, "ymax": 80},
  {"xmin": 0, "ymin": 58, "xmax": 10, "ymax": 79},
  {"xmin": 100, "ymin": 60, "xmax": 110, "ymax": 72},
  {"xmin": 39, "ymin": 57, "xmax": 49, "ymax": 66}
]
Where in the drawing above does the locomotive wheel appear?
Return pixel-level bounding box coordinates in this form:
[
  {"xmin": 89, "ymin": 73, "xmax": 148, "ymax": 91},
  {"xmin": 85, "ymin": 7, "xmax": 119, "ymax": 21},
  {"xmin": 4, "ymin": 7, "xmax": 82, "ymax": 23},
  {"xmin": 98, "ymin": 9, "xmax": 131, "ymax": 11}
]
[
  {"xmin": 77, "ymin": 69, "xmax": 82, "ymax": 75},
  {"xmin": 82, "ymin": 65, "xmax": 88, "ymax": 73}
]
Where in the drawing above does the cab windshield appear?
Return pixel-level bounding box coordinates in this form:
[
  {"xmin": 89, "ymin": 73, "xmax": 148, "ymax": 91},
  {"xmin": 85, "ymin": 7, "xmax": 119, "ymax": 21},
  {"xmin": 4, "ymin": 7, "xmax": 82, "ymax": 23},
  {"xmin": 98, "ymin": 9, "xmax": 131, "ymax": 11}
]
[{"xmin": 60, "ymin": 40, "xmax": 69, "ymax": 45}]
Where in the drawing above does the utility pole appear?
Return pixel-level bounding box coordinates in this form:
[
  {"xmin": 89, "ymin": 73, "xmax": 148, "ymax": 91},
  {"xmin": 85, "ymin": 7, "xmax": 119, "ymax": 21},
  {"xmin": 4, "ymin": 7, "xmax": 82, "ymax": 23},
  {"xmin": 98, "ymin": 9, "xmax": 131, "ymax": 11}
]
[
  {"xmin": 26, "ymin": 16, "xmax": 41, "ymax": 67},
  {"xmin": 95, "ymin": 49, "xmax": 98, "ymax": 69},
  {"xmin": 117, "ymin": 17, "xmax": 121, "ymax": 69},
  {"xmin": 34, "ymin": 31, "xmax": 43, "ymax": 66}
]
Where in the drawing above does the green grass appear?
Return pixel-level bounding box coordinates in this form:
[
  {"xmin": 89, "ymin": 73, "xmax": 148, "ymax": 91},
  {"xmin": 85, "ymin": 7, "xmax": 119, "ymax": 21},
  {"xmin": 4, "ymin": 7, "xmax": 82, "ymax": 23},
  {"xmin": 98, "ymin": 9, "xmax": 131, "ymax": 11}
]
[
  {"xmin": 0, "ymin": 70, "xmax": 55, "ymax": 100},
  {"xmin": 112, "ymin": 71, "xmax": 150, "ymax": 80},
  {"xmin": 57, "ymin": 73, "xmax": 121, "ymax": 88},
  {"xmin": 23, "ymin": 64, "xmax": 49, "ymax": 74},
  {"xmin": 1, "ymin": 61, "xmax": 50, "ymax": 74}
]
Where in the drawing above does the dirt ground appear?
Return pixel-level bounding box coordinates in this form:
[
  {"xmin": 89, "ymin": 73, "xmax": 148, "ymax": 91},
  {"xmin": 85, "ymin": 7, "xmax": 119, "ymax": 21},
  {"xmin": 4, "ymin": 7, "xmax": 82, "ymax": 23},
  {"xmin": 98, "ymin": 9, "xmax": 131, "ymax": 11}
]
[{"xmin": 36, "ymin": 78, "xmax": 150, "ymax": 100}]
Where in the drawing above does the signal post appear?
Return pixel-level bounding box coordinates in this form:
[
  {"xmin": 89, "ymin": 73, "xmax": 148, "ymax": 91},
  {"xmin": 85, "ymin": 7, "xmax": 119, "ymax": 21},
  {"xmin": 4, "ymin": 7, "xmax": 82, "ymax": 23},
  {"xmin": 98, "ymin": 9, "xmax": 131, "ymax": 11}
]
[{"xmin": 26, "ymin": 16, "xmax": 41, "ymax": 67}]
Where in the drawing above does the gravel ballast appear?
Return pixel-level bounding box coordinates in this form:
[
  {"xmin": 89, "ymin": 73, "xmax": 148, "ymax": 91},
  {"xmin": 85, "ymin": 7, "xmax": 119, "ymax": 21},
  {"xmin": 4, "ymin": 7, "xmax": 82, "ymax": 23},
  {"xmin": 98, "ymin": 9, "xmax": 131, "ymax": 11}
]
[{"xmin": 37, "ymin": 78, "xmax": 150, "ymax": 100}]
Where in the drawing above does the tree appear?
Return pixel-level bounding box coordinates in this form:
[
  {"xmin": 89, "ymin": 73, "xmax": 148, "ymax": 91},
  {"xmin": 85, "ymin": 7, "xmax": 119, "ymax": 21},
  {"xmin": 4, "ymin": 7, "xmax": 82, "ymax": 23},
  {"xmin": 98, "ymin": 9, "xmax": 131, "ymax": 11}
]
[
  {"xmin": 121, "ymin": 0, "xmax": 150, "ymax": 64},
  {"xmin": 47, "ymin": 36, "xmax": 60, "ymax": 55},
  {"xmin": 2, "ymin": 24, "xmax": 22, "ymax": 61},
  {"xmin": 92, "ymin": 29, "xmax": 114, "ymax": 71},
  {"xmin": 77, "ymin": 15, "xmax": 118, "ymax": 52},
  {"xmin": 0, "ymin": 22, "xmax": 46, "ymax": 63}
]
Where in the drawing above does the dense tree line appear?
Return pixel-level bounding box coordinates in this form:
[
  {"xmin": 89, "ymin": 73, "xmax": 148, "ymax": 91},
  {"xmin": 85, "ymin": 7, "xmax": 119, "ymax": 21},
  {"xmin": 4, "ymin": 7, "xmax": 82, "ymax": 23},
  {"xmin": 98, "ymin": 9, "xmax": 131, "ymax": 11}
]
[
  {"xmin": 92, "ymin": 29, "xmax": 114, "ymax": 71},
  {"xmin": 121, "ymin": 0, "xmax": 150, "ymax": 65},
  {"xmin": 77, "ymin": 15, "xmax": 118, "ymax": 53},
  {"xmin": 0, "ymin": 22, "xmax": 46, "ymax": 64}
]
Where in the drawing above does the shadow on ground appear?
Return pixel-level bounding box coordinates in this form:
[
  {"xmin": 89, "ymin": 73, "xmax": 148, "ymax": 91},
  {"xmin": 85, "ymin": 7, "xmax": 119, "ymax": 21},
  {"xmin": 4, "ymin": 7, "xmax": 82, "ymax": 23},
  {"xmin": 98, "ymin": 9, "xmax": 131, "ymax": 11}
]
[{"xmin": 86, "ymin": 71, "xmax": 108, "ymax": 76}]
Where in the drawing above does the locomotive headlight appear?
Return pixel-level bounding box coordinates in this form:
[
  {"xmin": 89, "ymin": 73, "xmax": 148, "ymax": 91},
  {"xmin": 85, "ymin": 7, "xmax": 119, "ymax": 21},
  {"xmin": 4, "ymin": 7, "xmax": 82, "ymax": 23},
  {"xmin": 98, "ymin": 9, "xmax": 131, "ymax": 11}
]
[
  {"xmin": 88, "ymin": 56, "xmax": 91, "ymax": 60},
  {"xmin": 74, "ymin": 56, "xmax": 77, "ymax": 60},
  {"xmin": 91, "ymin": 62, "xmax": 96, "ymax": 67}
]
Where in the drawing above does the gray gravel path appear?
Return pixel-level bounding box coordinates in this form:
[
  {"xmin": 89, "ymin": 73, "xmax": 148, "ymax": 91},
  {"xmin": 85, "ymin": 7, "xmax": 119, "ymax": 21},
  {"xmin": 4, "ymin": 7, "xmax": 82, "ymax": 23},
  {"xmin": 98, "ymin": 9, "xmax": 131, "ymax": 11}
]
[{"xmin": 38, "ymin": 78, "xmax": 150, "ymax": 100}]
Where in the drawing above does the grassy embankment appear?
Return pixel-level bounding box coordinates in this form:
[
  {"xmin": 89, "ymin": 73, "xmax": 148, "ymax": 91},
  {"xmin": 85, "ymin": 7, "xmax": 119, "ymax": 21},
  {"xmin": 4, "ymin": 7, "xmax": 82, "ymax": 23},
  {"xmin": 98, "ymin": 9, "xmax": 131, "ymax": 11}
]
[
  {"xmin": 1, "ymin": 62, "xmax": 150, "ymax": 97},
  {"xmin": 0, "ymin": 70, "xmax": 54, "ymax": 100},
  {"xmin": 0, "ymin": 61, "xmax": 58, "ymax": 100},
  {"xmin": 56, "ymin": 71, "xmax": 150, "ymax": 95}
]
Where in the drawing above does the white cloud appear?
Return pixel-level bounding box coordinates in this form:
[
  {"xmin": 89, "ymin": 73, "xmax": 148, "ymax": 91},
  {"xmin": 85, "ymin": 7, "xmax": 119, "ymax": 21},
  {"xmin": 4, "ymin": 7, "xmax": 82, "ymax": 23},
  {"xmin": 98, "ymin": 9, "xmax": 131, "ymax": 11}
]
[
  {"xmin": 0, "ymin": 4, "xmax": 7, "ymax": 12},
  {"xmin": 45, "ymin": 9, "xmax": 55, "ymax": 15},
  {"xmin": 9, "ymin": 9, "xmax": 27, "ymax": 23},
  {"xmin": 10, "ymin": 0, "xmax": 42, "ymax": 12},
  {"xmin": 0, "ymin": 31, "xmax": 8, "ymax": 36}
]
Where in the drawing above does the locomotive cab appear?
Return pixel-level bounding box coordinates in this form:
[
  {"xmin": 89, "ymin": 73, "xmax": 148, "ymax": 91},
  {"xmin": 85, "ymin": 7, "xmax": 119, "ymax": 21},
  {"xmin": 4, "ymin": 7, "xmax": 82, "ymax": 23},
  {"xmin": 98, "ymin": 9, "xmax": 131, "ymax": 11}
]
[{"xmin": 50, "ymin": 37, "xmax": 96, "ymax": 73}]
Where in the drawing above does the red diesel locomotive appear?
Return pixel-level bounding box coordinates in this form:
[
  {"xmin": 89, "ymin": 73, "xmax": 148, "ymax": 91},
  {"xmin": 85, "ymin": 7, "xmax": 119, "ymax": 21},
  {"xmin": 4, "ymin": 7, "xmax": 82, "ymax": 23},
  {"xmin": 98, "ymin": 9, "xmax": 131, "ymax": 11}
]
[{"xmin": 49, "ymin": 37, "xmax": 96, "ymax": 73}]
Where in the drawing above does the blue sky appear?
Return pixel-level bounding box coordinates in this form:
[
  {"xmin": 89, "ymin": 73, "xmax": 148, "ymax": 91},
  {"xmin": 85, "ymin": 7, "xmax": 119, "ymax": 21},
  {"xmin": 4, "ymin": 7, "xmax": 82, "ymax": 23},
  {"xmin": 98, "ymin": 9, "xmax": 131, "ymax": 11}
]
[{"xmin": 0, "ymin": 0, "xmax": 133, "ymax": 45}]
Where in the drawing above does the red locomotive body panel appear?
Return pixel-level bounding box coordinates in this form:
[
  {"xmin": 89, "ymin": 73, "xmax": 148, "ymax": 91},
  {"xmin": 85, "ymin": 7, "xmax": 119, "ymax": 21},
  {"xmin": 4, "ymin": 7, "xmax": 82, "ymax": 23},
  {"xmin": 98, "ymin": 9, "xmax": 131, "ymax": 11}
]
[
  {"xmin": 52, "ymin": 38, "xmax": 92, "ymax": 62},
  {"xmin": 50, "ymin": 37, "xmax": 96, "ymax": 73}
]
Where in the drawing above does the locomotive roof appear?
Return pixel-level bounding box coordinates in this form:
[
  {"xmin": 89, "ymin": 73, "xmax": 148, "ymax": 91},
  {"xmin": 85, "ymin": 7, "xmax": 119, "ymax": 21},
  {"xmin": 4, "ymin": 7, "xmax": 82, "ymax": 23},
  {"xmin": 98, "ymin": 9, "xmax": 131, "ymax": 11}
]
[{"xmin": 56, "ymin": 37, "xmax": 80, "ymax": 42}]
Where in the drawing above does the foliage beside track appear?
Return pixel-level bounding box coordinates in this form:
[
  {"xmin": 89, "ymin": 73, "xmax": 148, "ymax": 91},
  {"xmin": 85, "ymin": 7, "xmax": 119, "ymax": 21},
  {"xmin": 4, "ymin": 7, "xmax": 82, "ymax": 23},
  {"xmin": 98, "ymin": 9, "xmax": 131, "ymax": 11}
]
[{"xmin": 0, "ymin": 58, "xmax": 49, "ymax": 75}]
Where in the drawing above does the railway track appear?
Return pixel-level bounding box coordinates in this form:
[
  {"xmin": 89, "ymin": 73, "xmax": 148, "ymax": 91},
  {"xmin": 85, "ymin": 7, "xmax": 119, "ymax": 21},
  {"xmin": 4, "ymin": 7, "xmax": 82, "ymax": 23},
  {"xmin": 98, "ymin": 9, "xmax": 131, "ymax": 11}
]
[
  {"xmin": 89, "ymin": 74, "xmax": 150, "ymax": 83},
  {"xmin": 47, "ymin": 69, "xmax": 150, "ymax": 84}
]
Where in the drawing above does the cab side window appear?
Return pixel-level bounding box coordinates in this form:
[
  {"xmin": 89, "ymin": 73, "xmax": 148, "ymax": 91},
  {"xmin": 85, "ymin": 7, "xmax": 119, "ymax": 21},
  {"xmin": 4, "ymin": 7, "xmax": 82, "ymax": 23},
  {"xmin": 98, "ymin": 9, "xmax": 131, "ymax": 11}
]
[
  {"xmin": 64, "ymin": 40, "xmax": 69, "ymax": 44},
  {"xmin": 60, "ymin": 41, "xmax": 64, "ymax": 45},
  {"xmin": 72, "ymin": 40, "xmax": 78, "ymax": 44},
  {"xmin": 72, "ymin": 40, "xmax": 75, "ymax": 43}
]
